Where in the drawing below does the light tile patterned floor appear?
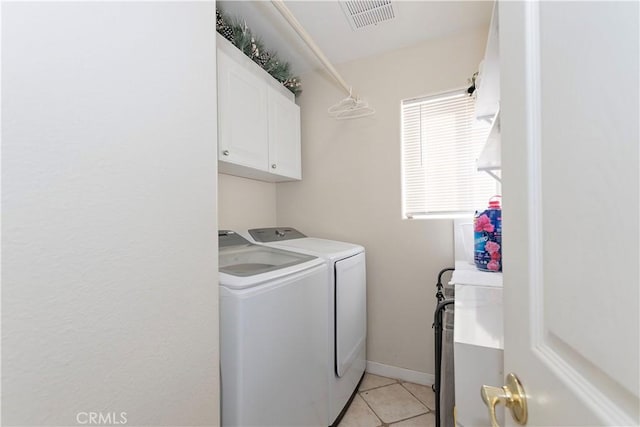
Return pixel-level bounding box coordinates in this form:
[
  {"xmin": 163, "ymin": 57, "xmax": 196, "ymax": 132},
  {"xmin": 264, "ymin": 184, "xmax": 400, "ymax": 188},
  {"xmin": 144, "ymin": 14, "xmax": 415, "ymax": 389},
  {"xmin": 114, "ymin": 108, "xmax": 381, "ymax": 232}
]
[{"xmin": 338, "ymin": 373, "xmax": 436, "ymax": 427}]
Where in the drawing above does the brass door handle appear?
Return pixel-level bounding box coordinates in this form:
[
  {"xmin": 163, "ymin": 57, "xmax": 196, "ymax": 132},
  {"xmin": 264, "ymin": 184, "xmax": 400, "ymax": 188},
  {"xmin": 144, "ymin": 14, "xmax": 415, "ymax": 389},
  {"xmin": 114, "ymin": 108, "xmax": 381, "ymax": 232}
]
[{"xmin": 481, "ymin": 373, "xmax": 528, "ymax": 427}]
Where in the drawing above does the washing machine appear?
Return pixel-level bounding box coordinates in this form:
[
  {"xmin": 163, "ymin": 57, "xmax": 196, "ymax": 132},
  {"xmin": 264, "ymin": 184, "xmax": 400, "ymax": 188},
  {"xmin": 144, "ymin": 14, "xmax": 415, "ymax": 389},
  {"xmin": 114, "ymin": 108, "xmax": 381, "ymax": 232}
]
[
  {"xmin": 242, "ymin": 227, "xmax": 366, "ymax": 427},
  {"xmin": 218, "ymin": 230, "xmax": 329, "ymax": 427}
]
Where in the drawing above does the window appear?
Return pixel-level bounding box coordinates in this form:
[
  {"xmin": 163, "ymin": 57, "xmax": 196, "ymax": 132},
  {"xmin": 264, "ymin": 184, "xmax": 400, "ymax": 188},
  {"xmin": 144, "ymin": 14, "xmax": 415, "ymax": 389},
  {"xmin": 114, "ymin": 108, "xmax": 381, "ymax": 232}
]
[{"xmin": 401, "ymin": 89, "xmax": 497, "ymax": 219}]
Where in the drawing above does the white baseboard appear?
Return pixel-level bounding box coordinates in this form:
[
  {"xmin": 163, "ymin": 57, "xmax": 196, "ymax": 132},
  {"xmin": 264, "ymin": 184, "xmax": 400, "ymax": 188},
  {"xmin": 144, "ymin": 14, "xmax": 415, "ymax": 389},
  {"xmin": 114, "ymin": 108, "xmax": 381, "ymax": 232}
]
[{"xmin": 366, "ymin": 361, "xmax": 434, "ymax": 386}]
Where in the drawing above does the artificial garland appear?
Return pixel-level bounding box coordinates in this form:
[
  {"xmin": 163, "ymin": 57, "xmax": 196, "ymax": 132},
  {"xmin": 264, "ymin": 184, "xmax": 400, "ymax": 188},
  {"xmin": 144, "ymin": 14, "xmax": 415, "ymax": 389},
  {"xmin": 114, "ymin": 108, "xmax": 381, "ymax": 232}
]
[{"xmin": 216, "ymin": 8, "xmax": 302, "ymax": 96}]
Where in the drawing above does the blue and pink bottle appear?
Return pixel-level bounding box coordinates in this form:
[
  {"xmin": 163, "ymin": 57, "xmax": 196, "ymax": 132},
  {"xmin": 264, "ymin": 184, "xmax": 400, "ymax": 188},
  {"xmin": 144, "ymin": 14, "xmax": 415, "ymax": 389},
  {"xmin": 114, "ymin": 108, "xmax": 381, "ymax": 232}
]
[{"xmin": 474, "ymin": 196, "xmax": 502, "ymax": 272}]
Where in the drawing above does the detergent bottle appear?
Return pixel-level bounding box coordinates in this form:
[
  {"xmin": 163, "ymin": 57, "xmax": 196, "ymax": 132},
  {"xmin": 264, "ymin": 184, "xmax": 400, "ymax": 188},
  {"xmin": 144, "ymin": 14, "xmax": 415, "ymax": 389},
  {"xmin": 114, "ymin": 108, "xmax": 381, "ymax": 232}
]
[{"xmin": 474, "ymin": 196, "xmax": 502, "ymax": 272}]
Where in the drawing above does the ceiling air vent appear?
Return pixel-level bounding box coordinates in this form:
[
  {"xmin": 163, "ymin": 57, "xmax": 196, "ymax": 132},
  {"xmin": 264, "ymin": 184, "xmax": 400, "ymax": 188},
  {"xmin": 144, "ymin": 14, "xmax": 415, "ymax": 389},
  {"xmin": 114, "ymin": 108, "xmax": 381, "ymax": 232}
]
[{"xmin": 340, "ymin": 0, "xmax": 396, "ymax": 31}]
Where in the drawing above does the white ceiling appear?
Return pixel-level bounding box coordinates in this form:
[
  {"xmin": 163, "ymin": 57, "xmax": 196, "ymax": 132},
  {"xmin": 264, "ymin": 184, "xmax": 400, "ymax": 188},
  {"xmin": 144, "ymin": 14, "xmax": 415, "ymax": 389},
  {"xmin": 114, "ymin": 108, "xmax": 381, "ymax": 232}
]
[{"xmin": 217, "ymin": 1, "xmax": 493, "ymax": 77}]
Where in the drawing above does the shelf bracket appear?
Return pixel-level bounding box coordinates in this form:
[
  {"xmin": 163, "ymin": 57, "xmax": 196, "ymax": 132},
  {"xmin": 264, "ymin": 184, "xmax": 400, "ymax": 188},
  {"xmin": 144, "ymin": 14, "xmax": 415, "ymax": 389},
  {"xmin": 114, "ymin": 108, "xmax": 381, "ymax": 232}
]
[{"xmin": 483, "ymin": 169, "xmax": 502, "ymax": 183}]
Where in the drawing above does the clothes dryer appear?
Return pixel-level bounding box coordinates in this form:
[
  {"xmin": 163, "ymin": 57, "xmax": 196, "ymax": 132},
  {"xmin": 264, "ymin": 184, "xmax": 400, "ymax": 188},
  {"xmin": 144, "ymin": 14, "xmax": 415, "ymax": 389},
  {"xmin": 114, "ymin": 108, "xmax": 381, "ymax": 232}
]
[
  {"xmin": 242, "ymin": 227, "xmax": 366, "ymax": 427},
  {"xmin": 218, "ymin": 230, "xmax": 329, "ymax": 427}
]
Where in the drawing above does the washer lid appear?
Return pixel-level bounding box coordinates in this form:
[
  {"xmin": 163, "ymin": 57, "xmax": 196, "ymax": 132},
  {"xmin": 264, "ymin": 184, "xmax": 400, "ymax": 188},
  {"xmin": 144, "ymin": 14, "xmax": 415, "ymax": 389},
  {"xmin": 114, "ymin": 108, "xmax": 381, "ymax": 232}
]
[{"xmin": 219, "ymin": 242, "xmax": 317, "ymax": 277}]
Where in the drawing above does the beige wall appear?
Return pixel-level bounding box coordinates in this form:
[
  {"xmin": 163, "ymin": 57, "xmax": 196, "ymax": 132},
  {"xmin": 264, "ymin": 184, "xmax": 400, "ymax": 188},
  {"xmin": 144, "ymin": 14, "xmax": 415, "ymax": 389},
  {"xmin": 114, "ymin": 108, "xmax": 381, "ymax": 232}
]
[
  {"xmin": 277, "ymin": 26, "xmax": 488, "ymax": 375},
  {"xmin": 218, "ymin": 173, "xmax": 277, "ymax": 231},
  {"xmin": 3, "ymin": 3, "xmax": 219, "ymax": 424}
]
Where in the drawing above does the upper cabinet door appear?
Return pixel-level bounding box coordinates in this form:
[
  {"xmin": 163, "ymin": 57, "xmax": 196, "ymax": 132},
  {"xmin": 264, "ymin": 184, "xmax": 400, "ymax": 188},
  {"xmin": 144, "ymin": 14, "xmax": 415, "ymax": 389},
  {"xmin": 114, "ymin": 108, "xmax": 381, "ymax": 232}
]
[
  {"xmin": 217, "ymin": 49, "xmax": 269, "ymax": 171},
  {"xmin": 268, "ymin": 88, "xmax": 301, "ymax": 180}
]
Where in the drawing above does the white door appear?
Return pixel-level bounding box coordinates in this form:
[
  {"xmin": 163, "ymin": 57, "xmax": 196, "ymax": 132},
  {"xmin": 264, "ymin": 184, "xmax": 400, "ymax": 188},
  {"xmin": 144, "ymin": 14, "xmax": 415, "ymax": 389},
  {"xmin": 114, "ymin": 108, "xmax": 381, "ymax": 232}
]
[{"xmin": 499, "ymin": 1, "xmax": 639, "ymax": 426}]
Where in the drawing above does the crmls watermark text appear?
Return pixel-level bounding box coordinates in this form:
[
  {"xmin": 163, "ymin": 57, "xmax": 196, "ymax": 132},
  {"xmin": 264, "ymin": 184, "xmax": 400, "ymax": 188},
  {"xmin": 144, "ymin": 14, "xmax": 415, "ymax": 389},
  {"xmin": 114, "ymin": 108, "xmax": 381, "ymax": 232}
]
[{"xmin": 76, "ymin": 412, "xmax": 127, "ymax": 425}]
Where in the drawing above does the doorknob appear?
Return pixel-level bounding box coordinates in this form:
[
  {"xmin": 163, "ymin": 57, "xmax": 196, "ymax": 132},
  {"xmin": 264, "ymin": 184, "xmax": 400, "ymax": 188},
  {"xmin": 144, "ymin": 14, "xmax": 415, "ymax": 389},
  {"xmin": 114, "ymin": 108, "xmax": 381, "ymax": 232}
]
[{"xmin": 481, "ymin": 373, "xmax": 528, "ymax": 427}]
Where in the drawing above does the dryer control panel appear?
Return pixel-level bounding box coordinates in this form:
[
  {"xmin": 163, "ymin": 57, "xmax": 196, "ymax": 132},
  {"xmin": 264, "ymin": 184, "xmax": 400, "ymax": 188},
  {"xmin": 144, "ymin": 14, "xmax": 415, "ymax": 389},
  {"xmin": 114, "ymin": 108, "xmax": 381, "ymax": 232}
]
[{"xmin": 249, "ymin": 227, "xmax": 307, "ymax": 242}]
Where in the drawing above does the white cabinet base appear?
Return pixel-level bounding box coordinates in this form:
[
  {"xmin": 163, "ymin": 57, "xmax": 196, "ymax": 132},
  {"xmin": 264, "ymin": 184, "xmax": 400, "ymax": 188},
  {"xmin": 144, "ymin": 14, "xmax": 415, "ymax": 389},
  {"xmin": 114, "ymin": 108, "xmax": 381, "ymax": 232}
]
[
  {"xmin": 454, "ymin": 342, "xmax": 504, "ymax": 427},
  {"xmin": 452, "ymin": 263, "xmax": 504, "ymax": 427},
  {"xmin": 218, "ymin": 159, "xmax": 299, "ymax": 183}
]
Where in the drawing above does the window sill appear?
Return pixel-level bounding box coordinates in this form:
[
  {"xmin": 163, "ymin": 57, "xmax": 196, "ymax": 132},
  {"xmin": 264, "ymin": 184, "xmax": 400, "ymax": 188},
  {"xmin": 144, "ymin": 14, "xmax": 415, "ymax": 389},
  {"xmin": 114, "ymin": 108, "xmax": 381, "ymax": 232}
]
[{"xmin": 404, "ymin": 212, "xmax": 475, "ymax": 220}]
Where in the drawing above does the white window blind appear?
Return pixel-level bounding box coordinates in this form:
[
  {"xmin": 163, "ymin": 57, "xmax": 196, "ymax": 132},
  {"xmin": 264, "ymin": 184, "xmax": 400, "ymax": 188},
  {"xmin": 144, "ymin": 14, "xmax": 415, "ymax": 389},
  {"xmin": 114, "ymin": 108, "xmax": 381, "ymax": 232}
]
[{"xmin": 401, "ymin": 90, "xmax": 496, "ymax": 218}]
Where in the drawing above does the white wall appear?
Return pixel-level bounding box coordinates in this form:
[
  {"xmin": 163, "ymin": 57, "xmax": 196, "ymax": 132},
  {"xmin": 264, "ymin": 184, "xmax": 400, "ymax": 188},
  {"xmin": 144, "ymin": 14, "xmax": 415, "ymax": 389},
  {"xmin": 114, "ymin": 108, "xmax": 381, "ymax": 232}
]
[
  {"xmin": 277, "ymin": 26, "xmax": 488, "ymax": 376},
  {"xmin": 2, "ymin": 3, "xmax": 219, "ymax": 425},
  {"xmin": 218, "ymin": 174, "xmax": 277, "ymax": 231}
]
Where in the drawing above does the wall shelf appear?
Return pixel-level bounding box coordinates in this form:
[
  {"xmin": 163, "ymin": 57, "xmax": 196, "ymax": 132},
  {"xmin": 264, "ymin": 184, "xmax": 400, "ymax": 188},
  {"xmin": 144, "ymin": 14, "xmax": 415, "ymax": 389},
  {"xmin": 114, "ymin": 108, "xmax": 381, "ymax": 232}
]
[
  {"xmin": 477, "ymin": 110, "xmax": 501, "ymax": 182},
  {"xmin": 474, "ymin": 2, "xmax": 500, "ymax": 121},
  {"xmin": 475, "ymin": 1, "xmax": 501, "ymax": 184}
]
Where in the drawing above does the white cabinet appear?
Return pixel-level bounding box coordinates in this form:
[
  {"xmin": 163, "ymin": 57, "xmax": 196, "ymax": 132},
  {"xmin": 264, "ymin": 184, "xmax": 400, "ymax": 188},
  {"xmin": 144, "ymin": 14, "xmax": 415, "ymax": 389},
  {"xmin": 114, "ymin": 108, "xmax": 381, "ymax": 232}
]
[
  {"xmin": 217, "ymin": 34, "xmax": 301, "ymax": 182},
  {"xmin": 451, "ymin": 261, "xmax": 504, "ymax": 427}
]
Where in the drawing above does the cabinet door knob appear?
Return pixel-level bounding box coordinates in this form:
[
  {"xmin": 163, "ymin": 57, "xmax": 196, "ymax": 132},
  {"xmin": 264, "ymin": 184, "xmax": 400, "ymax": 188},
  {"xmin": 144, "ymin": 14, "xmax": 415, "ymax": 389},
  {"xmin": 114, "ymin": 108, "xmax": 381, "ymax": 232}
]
[
  {"xmin": 222, "ymin": 150, "xmax": 230, "ymax": 156},
  {"xmin": 272, "ymin": 164, "xmax": 277, "ymax": 169}
]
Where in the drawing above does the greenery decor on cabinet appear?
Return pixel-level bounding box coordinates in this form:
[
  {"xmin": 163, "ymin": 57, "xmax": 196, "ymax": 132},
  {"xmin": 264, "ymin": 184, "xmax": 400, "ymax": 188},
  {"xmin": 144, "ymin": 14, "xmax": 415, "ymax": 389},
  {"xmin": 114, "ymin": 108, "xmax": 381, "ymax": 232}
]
[{"xmin": 216, "ymin": 8, "xmax": 302, "ymax": 96}]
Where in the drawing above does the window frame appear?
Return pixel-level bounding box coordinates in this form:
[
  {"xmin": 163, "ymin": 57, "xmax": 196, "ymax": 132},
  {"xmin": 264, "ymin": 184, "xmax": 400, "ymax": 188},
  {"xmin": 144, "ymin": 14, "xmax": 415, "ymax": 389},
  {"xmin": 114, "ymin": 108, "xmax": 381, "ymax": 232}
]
[{"xmin": 400, "ymin": 88, "xmax": 498, "ymax": 220}]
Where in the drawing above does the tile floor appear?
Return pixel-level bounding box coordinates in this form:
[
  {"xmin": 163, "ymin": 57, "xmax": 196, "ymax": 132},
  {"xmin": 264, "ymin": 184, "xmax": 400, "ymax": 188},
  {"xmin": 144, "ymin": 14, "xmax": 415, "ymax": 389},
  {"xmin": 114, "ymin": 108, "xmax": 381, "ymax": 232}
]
[{"xmin": 338, "ymin": 373, "xmax": 436, "ymax": 427}]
